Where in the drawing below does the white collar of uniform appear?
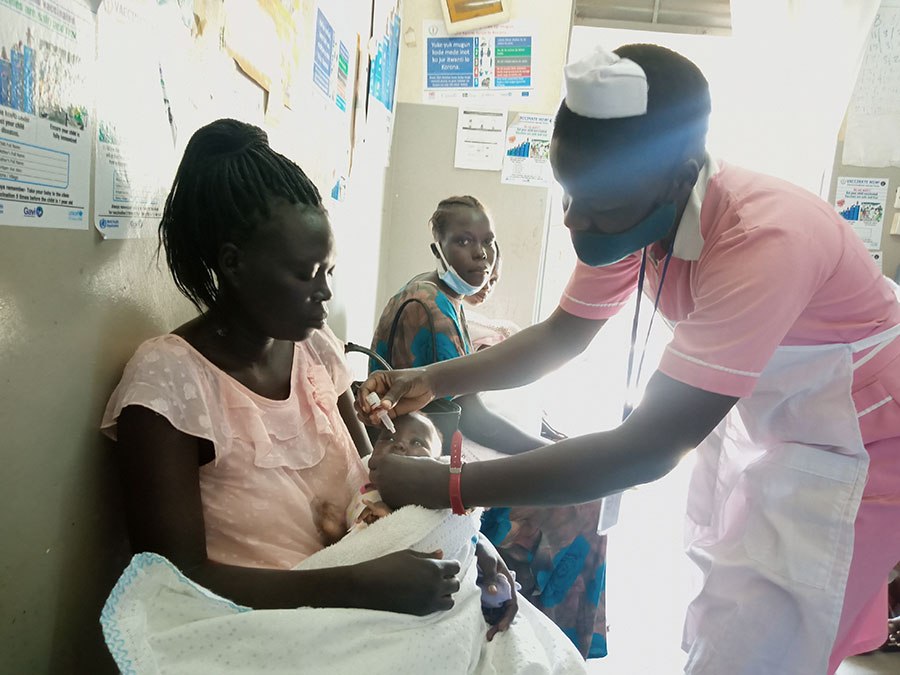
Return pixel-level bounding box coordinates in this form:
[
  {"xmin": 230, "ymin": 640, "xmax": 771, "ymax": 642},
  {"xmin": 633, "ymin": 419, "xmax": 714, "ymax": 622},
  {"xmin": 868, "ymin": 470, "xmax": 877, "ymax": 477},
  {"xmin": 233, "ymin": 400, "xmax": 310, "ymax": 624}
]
[{"xmin": 671, "ymin": 153, "xmax": 719, "ymax": 261}]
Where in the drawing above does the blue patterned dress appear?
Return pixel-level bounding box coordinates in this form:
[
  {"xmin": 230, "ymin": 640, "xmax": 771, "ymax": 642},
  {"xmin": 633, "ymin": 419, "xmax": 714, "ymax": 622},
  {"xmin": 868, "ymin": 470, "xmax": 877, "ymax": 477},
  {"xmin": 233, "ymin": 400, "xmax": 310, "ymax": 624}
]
[
  {"xmin": 371, "ymin": 276, "xmax": 607, "ymax": 659},
  {"xmin": 370, "ymin": 278, "xmax": 471, "ymax": 370}
]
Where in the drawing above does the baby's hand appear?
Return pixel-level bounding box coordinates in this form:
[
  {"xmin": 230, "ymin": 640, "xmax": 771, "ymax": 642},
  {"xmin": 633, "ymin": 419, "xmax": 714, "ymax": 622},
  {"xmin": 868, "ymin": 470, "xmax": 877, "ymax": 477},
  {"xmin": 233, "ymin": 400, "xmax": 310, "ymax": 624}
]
[
  {"xmin": 475, "ymin": 534, "xmax": 519, "ymax": 640},
  {"xmin": 314, "ymin": 500, "xmax": 346, "ymax": 545},
  {"xmin": 357, "ymin": 498, "xmax": 392, "ymax": 525}
]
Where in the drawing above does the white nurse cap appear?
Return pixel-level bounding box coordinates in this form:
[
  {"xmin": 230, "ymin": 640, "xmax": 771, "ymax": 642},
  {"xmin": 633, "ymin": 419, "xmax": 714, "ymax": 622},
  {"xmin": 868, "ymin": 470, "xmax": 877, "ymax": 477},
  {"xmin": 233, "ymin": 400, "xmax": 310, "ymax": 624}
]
[{"xmin": 564, "ymin": 45, "xmax": 648, "ymax": 119}]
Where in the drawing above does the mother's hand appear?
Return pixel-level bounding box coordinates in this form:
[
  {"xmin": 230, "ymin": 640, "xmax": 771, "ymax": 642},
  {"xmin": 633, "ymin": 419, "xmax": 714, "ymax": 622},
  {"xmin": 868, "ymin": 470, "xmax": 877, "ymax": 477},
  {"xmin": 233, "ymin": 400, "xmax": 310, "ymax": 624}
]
[
  {"xmin": 368, "ymin": 453, "xmax": 450, "ymax": 509},
  {"xmin": 351, "ymin": 549, "xmax": 460, "ymax": 616},
  {"xmin": 356, "ymin": 367, "xmax": 436, "ymax": 425}
]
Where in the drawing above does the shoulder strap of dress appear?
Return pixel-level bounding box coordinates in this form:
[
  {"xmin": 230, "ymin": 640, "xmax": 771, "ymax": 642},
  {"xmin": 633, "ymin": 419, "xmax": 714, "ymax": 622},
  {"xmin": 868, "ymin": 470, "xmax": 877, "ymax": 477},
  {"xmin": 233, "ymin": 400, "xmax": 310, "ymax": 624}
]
[
  {"xmin": 422, "ymin": 281, "xmax": 471, "ymax": 355},
  {"xmin": 385, "ymin": 297, "xmax": 438, "ymax": 368},
  {"xmin": 457, "ymin": 303, "xmax": 472, "ymax": 354}
]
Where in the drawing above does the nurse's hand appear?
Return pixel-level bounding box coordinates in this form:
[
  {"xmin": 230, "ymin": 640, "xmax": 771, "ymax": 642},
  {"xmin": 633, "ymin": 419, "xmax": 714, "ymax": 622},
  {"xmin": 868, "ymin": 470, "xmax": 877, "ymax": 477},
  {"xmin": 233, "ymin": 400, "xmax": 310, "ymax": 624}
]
[
  {"xmin": 368, "ymin": 452, "xmax": 450, "ymax": 509},
  {"xmin": 356, "ymin": 367, "xmax": 436, "ymax": 425}
]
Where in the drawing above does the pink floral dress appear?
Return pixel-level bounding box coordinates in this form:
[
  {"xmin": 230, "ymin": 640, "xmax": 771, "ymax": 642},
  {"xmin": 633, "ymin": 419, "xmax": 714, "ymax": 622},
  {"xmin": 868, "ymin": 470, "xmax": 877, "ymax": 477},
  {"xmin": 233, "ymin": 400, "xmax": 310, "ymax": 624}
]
[{"xmin": 101, "ymin": 326, "xmax": 368, "ymax": 570}]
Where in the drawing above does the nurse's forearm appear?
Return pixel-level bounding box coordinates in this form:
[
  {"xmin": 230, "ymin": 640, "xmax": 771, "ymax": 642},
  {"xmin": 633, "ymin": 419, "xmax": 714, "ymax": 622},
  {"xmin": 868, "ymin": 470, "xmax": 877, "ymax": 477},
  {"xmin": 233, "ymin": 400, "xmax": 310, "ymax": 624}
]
[
  {"xmin": 457, "ymin": 371, "xmax": 737, "ymax": 507},
  {"xmin": 424, "ymin": 326, "xmax": 551, "ymax": 397},
  {"xmin": 427, "ymin": 308, "xmax": 606, "ymax": 398},
  {"xmin": 460, "ymin": 427, "xmax": 683, "ymax": 507}
]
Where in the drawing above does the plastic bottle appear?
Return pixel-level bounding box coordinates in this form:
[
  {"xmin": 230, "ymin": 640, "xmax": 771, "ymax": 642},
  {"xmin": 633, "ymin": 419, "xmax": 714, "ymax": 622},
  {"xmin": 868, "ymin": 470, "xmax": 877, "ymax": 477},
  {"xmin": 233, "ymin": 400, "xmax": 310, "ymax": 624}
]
[{"xmin": 365, "ymin": 391, "xmax": 396, "ymax": 433}]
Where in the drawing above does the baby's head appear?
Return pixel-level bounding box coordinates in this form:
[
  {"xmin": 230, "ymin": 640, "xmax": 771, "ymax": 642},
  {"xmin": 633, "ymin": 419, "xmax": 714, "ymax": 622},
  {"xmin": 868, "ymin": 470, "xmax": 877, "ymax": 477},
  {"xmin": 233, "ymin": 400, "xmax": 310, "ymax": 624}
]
[{"xmin": 372, "ymin": 413, "xmax": 442, "ymax": 461}]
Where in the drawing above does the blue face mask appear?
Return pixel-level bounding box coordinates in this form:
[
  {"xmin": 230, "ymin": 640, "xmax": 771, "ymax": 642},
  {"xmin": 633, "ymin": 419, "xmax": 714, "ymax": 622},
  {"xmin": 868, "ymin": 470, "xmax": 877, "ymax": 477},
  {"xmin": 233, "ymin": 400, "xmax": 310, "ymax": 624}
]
[
  {"xmin": 571, "ymin": 201, "xmax": 678, "ymax": 267},
  {"xmin": 435, "ymin": 242, "xmax": 490, "ymax": 296}
]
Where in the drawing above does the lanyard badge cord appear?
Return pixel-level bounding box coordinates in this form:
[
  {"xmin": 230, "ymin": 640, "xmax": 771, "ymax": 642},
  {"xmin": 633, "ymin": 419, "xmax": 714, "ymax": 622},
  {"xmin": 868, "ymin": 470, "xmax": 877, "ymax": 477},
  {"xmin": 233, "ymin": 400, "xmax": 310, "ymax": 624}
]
[
  {"xmin": 623, "ymin": 246, "xmax": 674, "ymax": 421},
  {"xmin": 600, "ymin": 245, "xmax": 674, "ymax": 533}
]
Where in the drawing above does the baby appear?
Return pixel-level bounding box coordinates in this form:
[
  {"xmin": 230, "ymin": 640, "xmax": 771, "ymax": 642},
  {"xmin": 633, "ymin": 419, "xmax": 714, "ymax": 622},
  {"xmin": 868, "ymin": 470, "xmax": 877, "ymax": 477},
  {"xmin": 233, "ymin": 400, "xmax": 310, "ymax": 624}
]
[
  {"xmin": 313, "ymin": 413, "xmax": 441, "ymax": 545},
  {"xmin": 323, "ymin": 413, "xmax": 518, "ymax": 627},
  {"xmin": 346, "ymin": 412, "xmax": 442, "ymax": 531}
]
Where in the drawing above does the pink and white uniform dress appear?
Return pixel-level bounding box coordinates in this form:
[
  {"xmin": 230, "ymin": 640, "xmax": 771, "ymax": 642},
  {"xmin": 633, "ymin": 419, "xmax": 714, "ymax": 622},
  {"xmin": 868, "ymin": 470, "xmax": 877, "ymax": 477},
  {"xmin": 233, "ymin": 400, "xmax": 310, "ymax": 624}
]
[{"xmin": 560, "ymin": 157, "xmax": 900, "ymax": 675}]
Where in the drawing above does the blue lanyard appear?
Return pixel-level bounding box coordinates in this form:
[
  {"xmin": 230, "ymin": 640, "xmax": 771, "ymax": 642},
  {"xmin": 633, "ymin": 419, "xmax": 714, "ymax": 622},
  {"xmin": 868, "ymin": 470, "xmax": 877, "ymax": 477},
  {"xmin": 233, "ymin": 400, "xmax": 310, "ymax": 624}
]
[{"xmin": 622, "ymin": 245, "xmax": 674, "ymax": 421}]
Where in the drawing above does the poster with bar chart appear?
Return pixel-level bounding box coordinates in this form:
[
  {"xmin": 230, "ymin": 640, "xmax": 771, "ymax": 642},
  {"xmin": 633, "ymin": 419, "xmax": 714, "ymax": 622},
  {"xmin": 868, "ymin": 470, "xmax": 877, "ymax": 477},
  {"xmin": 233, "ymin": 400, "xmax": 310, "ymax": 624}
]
[
  {"xmin": 422, "ymin": 19, "xmax": 535, "ymax": 104},
  {"xmin": 834, "ymin": 176, "xmax": 888, "ymax": 249},
  {"xmin": 93, "ymin": 0, "xmax": 182, "ymax": 240},
  {"xmin": 0, "ymin": 0, "xmax": 94, "ymax": 230},
  {"xmin": 501, "ymin": 112, "xmax": 552, "ymax": 187}
]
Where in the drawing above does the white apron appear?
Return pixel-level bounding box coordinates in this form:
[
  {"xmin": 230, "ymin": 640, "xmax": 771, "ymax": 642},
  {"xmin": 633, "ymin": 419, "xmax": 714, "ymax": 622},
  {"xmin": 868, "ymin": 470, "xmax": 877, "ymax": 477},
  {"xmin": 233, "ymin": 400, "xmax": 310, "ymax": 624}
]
[{"xmin": 682, "ymin": 319, "xmax": 900, "ymax": 675}]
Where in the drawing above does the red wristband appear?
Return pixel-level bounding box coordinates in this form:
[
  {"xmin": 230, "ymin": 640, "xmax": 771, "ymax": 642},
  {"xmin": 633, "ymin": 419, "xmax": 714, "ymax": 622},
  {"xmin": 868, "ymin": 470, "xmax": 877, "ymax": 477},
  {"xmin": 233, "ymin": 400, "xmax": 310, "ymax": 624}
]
[{"xmin": 449, "ymin": 431, "xmax": 466, "ymax": 515}]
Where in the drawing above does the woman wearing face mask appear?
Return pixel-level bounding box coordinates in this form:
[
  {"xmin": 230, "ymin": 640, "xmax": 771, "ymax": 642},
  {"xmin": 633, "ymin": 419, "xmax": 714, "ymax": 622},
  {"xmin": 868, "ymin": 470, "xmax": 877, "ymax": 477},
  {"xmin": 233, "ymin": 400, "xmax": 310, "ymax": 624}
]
[
  {"xmin": 360, "ymin": 44, "xmax": 900, "ymax": 675},
  {"xmin": 370, "ymin": 195, "xmax": 547, "ymax": 455}
]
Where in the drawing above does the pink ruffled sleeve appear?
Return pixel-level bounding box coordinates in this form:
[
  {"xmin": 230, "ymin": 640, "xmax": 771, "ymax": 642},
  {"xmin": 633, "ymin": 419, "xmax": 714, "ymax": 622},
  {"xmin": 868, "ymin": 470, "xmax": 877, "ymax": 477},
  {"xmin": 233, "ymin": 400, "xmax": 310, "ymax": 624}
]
[{"xmin": 100, "ymin": 337, "xmax": 219, "ymax": 444}]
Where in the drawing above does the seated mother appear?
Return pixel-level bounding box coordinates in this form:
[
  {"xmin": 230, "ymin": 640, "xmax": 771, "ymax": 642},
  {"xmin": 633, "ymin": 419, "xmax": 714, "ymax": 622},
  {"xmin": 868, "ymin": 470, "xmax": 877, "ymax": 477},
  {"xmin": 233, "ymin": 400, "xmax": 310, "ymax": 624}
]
[
  {"xmin": 102, "ymin": 119, "xmax": 458, "ymax": 611},
  {"xmin": 99, "ymin": 120, "xmax": 584, "ymax": 673}
]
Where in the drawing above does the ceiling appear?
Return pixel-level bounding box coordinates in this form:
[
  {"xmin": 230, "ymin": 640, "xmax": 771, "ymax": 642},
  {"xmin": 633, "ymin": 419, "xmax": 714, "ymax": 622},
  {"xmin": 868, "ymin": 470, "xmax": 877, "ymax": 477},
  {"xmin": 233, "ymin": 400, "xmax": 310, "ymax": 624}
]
[{"xmin": 574, "ymin": 0, "xmax": 732, "ymax": 34}]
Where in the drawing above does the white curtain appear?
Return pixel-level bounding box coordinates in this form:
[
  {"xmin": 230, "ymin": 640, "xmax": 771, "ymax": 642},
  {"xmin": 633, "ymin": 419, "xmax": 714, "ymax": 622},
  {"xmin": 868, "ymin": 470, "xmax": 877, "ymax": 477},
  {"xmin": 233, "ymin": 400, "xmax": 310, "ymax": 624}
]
[
  {"xmin": 721, "ymin": 0, "xmax": 882, "ymax": 194},
  {"xmin": 567, "ymin": 2, "xmax": 880, "ymax": 196}
]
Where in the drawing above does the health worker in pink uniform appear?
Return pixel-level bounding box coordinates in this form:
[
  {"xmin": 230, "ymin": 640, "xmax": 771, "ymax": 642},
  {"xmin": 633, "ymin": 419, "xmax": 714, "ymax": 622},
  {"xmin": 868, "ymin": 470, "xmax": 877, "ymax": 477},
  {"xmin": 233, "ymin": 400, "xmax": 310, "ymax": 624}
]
[{"xmin": 359, "ymin": 44, "xmax": 900, "ymax": 675}]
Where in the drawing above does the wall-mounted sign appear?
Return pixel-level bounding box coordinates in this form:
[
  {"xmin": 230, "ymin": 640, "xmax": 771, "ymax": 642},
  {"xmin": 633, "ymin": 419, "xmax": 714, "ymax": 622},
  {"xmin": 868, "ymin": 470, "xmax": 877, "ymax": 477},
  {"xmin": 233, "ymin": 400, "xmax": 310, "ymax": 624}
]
[{"xmin": 440, "ymin": 0, "xmax": 510, "ymax": 34}]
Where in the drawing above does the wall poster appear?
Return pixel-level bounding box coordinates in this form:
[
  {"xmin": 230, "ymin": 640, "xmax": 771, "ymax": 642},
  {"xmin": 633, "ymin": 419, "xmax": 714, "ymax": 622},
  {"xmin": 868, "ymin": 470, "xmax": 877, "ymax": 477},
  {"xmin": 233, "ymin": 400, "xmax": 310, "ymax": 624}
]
[
  {"xmin": 422, "ymin": 19, "xmax": 535, "ymax": 105},
  {"xmin": 0, "ymin": 0, "xmax": 94, "ymax": 230}
]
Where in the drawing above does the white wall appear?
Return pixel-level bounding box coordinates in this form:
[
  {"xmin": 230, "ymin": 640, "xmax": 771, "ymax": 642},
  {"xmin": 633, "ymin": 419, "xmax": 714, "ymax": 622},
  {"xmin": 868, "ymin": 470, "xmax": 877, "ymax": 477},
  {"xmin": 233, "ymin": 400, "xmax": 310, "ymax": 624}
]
[
  {"xmin": 328, "ymin": 140, "xmax": 392, "ymax": 353},
  {"xmin": 0, "ymin": 1, "xmax": 389, "ymax": 671},
  {"xmin": 377, "ymin": 0, "xmax": 574, "ymax": 331},
  {"xmin": 378, "ymin": 103, "xmax": 552, "ymax": 330}
]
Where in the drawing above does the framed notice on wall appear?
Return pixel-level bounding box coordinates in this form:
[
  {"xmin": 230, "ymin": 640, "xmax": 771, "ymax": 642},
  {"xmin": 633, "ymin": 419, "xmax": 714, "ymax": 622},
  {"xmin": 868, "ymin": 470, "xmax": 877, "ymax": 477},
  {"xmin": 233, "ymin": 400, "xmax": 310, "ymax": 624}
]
[
  {"xmin": 440, "ymin": 0, "xmax": 511, "ymax": 34},
  {"xmin": 422, "ymin": 18, "xmax": 535, "ymax": 104}
]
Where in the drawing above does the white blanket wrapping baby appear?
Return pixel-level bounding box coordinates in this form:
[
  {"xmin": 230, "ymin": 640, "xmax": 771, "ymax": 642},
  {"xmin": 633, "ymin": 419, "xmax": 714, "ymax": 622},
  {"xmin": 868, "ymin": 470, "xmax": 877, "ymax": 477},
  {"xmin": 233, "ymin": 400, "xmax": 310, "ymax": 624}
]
[{"xmin": 100, "ymin": 507, "xmax": 586, "ymax": 674}]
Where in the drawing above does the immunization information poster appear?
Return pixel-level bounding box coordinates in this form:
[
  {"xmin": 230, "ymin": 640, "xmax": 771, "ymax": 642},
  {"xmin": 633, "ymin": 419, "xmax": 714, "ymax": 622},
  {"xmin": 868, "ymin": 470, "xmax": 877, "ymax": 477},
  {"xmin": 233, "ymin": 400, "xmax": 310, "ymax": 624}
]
[
  {"xmin": 0, "ymin": 0, "xmax": 93, "ymax": 230},
  {"xmin": 310, "ymin": 2, "xmax": 357, "ymax": 200},
  {"xmin": 422, "ymin": 19, "xmax": 535, "ymax": 104},
  {"xmin": 501, "ymin": 113, "xmax": 553, "ymax": 187},
  {"xmin": 94, "ymin": 0, "xmax": 179, "ymax": 239},
  {"xmin": 834, "ymin": 176, "xmax": 889, "ymax": 249}
]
